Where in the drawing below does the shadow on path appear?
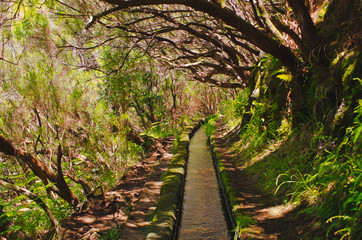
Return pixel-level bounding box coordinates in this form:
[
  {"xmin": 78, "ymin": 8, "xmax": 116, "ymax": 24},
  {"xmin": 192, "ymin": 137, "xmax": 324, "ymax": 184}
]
[
  {"xmin": 60, "ymin": 138, "xmax": 174, "ymax": 239},
  {"xmin": 212, "ymin": 120, "xmax": 316, "ymax": 240}
]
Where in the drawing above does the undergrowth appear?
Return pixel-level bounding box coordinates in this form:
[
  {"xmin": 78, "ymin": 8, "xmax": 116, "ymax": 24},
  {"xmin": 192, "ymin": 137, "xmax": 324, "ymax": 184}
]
[{"xmin": 214, "ymin": 58, "xmax": 361, "ymax": 239}]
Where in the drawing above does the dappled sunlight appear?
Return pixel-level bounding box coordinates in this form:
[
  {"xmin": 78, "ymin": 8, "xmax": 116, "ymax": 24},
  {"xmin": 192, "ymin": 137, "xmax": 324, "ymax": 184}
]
[
  {"xmin": 74, "ymin": 215, "xmax": 97, "ymax": 224},
  {"xmin": 255, "ymin": 203, "xmax": 296, "ymax": 220},
  {"xmin": 237, "ymin": 139, "xmax": 287, "ymax": 170},
  {"xmin": 0, "ymin": 0, "xmax": 359, "ymax": 239},
  {"xmin": 211, "ymin": 119, "xmax": 319, "ymax": 239}
]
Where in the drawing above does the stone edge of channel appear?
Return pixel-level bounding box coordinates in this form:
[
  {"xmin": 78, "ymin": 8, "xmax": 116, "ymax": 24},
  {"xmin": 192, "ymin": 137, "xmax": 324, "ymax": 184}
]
[{"xmin": 145, "ymin": 120, "xmax": 203, "ymax": 240}]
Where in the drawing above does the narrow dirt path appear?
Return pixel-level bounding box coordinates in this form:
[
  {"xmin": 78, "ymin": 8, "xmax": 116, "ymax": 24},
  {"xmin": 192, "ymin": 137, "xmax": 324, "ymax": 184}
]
[
  {"xmin": 212, "ymin": 120, "xmax": 314, "ymax": 240},
  {"xmin": 119, "ymin": 152, "xmax": 172, "ymax": 239},
  {"xmin": 60, "ymin": 138, "xmax": 174, "ymax": 240}
]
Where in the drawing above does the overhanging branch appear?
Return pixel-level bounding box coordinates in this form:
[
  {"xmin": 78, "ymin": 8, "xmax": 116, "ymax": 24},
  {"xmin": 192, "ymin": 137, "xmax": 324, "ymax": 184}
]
[{"xmin": 101, "ymin": 0, "xmax": 300, "ymax": 71}]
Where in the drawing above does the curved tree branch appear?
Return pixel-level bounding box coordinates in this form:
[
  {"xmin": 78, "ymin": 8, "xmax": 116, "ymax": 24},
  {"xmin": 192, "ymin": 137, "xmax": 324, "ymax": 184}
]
[
  {"xmin": 97, "ymin": 0, "xmax": 300, "ymax": 71},
  {"xmin": 285, "ymin": 0, "xmax": 319, "ymax": 48},
  {"xmin": 0, "ymin": 135, "xmax": 79, "ymax": 204}
]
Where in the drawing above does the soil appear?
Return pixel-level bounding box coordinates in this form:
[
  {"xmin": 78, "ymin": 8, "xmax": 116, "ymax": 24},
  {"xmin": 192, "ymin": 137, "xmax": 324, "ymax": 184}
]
[
  {"xmin": 212, "ymin": 120, "xmax": 318, "ymax": 240},
  {"xmin": 60, "ymin": 138, "xmax": 174, "ymax": 240}
]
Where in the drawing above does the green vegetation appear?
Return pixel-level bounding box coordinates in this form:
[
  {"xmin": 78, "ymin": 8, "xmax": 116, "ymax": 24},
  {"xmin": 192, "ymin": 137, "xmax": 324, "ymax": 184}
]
[
  {"xmin": 211, "ymin": 140, "xmax": 257, "ymax": 237},
  {"xmin": 98, "ymin": 227, "xmax": 122, "ymax": 240},
  {"xmin": 205, "ymin": 115, "xmax": 217, "ymax": 137},
  {"xmin": 0, "ymin": 2, "xmax": 210, "ymax": 238},
  {"xmin": 209, "ymin": 52, "xmax": 361, "ymax": 239},
  {"xmin": 146, "ymin": 122, "xmax": 200, "ymax": 240},
  {"xmin": 0, "ymin": 0, "xmax": 360, "ymax": 239}
]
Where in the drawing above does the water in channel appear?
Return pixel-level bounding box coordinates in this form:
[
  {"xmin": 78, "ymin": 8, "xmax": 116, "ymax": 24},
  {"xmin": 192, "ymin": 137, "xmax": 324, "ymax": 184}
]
[{"xmin": 178, "ymin": 128, "xmax": 229, "ymax": 240}]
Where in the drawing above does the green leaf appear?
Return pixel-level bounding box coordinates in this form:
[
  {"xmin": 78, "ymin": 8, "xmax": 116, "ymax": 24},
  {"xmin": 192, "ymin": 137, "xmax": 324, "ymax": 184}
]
[
  {"xmin": 276, "ymin": 74, "xmax": 293, "ymax": 82},
  {"xmin": 220, "ymin": 0, "xmax": 226, "ymax": 8}
]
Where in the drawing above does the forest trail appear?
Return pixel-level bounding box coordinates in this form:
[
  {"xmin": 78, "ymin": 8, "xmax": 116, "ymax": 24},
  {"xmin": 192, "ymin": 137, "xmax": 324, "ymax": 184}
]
[
  {"xmin": 211, "ymin": 120, "xmax": 315, "ymax": 239},
  {"xmin": 1, "ymin": 1, "xmax": 359, "ymax": 239},
  {"xmin": 60, "ymin": 138, "xmax": 174, "ymax": 240},
  {"xmin": 60, "ymin": 122, "xmax": 316, "ymax": 240}
]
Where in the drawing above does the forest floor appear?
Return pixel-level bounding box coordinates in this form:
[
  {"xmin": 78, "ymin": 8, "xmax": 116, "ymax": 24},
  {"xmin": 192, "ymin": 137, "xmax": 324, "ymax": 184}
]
[
  {"xmin": 212, "ymin": 120, "xmax": 318, "ymax": 240},
  {"xmin": 60, "ymin": 138, "xmax": 174, "ymax": 240},
  {"xmin": 60, "ymin": 121, "xmax": 317, "ymax": 240}
]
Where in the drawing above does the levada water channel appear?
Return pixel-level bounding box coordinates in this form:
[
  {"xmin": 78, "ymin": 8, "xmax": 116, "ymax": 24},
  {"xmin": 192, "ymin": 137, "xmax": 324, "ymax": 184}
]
[{"xmin": 177, "ymin": 128, "xmax": 230, "ymax": 240}]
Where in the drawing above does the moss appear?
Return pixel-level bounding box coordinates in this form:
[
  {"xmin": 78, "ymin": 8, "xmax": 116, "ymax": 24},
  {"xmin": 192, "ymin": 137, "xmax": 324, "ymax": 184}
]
[
  {"xmin": 235, "ymin": 214, "xmax": 256, "ymax": 230},
  {"xmin": 341, "ymin": 52, "xmax": 359, "ymax": 84},
  {"xmin": 210, "ymin": 136, "xmax": 256, "ymax": 237},
  {"xmin": 316, "ymin": 1, "xmax": 331, "ymax": 23},
  {"xmin": 146, "ymin": 121, "xmax": 200, "ymax": 240}
]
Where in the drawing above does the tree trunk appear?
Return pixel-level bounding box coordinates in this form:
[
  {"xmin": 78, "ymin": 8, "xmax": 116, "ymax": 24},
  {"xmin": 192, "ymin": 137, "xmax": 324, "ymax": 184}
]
[
  {"xmin": 0, "ymin": 136, "xmax": 79, "ymax": 204},
  {"xmin": 286, "ymin": 0, "xmax": 319, "ymax": 49},
  {"xmin": 290, "ymin": 75, "xmax": 309, "ymax": 127}
]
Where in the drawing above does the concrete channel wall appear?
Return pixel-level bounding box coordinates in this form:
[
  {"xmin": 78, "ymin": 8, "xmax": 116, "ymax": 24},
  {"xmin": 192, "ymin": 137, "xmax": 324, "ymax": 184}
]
[
  {"xmin": 209, "ymin": 136, "xmax": 237, "ymax": 240},
  {"xmin": 146, "ymin": 121, "xmax": 201, "ymax": 240}
]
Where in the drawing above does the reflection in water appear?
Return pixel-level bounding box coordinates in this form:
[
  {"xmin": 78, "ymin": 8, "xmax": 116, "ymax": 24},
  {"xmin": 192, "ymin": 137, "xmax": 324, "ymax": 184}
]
[{"xmin": 178, "ymin": 128, "xmax": 229, "ymax": 240}]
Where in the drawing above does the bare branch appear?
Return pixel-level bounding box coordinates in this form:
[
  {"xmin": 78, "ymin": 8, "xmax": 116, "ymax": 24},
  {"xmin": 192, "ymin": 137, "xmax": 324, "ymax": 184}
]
[
  {"xmin": 285, "ymin": 0, "xmax": 319, "ymax": 48},
  {"xmin": 65, "ymin": 174, "xmax": 93, "ymax": 199},
  {"xmin": 0, "ymin": 57, "xmax": 17, "ymax": 65},
  {"xmin": 55, "ymin": 0, "xmax": 82, "ymax": 13},
  {"xmin": 101, "ymin": 0, "xmax": 300, "ymax": 70},
  {"xmin": 85, "ymin": 6, "xmax": 123, "ymax": 29}
]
